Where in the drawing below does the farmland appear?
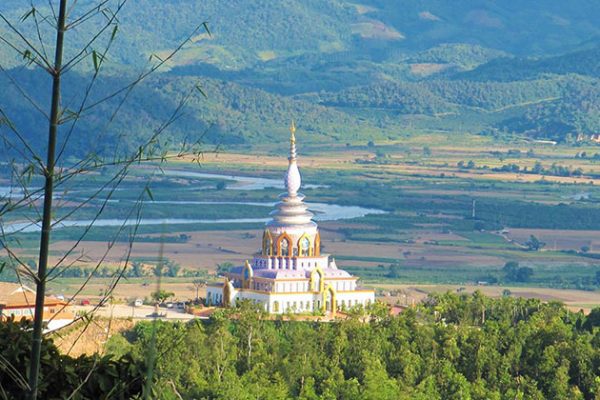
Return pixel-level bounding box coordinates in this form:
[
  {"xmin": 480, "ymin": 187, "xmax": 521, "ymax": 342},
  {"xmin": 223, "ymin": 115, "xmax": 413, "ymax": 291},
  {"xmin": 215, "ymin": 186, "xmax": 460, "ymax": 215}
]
[{"xmin": 2, "ymin": 132, "xmax": 600, "ymax": 306}]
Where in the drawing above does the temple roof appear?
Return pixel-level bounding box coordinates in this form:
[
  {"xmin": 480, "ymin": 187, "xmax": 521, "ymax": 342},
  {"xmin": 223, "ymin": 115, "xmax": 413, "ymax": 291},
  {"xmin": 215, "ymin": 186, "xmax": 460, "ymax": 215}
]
[
  {"xmin": 266, "ymin": 122, "xmax": 316, "ymax": 229},
  {"xmin": 227, "ymin": 266, "xmax": 353, "ymax": 280}
]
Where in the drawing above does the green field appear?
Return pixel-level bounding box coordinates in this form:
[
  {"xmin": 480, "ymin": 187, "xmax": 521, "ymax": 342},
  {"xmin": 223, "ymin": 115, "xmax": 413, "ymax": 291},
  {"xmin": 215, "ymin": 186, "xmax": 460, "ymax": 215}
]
[{"xmin": 3, "ymin": 135, "xmax": 599, "ymax": 294}]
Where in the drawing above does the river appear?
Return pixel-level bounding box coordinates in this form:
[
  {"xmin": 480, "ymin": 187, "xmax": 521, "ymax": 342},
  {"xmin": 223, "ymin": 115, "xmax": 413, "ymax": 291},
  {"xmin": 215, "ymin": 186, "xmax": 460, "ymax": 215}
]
[{"xmin": 2, "ymin": 170, "xmax": 385, "ymax": 234}]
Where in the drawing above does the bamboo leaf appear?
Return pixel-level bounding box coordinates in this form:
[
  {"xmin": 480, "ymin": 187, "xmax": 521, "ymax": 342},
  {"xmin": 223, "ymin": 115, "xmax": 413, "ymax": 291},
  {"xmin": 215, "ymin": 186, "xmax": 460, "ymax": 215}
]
[
  {"xmin": 20, "ymin": 7, "xmax": 35, "ymax": 22},
  {"xmin": 110, "ymin": 25, "xmax": 119, "ymax": 41},
  {"xmin": 92, "ymin": 50, "xmax": 99, "ymax": 72},
  {"xmin": 195, "ymin": 84, "xmax": 208, "ymax": 98},
  {"xmin": 202, "ymin": 21, "xmax": 211, "ymax": 37},
  {"xmin": 144, "ymin": 186, "xmax": 154, "ymax": 201}
]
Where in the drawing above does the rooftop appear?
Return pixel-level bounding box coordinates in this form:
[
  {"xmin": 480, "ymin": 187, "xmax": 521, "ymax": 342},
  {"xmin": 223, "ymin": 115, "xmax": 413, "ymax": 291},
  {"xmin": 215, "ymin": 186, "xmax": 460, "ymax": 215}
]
[
  {"xmin": 0, "ymin": 282, "xmax": 66, "ymax": 308},
  {"xmin": 227, "ymin": 266, "xmax": 354, "ymax": 280}
]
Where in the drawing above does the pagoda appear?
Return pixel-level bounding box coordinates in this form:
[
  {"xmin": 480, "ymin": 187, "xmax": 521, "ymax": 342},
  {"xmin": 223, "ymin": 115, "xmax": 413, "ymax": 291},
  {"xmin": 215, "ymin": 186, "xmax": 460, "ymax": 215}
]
[{"xmin": 206, "ymin": 123, "xmax": 374, "ymax": 315}]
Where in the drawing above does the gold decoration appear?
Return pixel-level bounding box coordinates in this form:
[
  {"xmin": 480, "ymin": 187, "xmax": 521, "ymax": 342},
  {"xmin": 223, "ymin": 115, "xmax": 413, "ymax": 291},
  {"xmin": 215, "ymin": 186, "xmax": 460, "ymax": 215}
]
[
  {"xmin": 242, "ymin": 260, "xmax": 253, "ymax": 289},
  {"xmin": 323, "ymin": 284, "xmax": 337, "ymax": 317},
  {"xmin": 290, "ymin": 120, "xmax": 296, "ymax": 144},
  {"xmin": 297, "ymin": 233, "xmax": 313, "ymax": 257}
]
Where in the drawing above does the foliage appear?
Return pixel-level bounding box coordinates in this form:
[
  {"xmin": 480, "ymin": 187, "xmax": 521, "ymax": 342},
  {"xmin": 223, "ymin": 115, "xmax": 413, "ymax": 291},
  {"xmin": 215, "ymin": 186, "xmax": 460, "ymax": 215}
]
[
  {"xmin": 525, "ymin": 235, "xmax": 546, "ymax": 252},
  {"xmin": 503, "ymin": 261, "xmax": 534, "ymax": 283},
  {"xmin": 151, "ymin": 290, "xmax": 175, "ymax": 304},
  {"xmin": 0, "ymin": 318, "xmax": 144, "ymax": 399},
  {"xmin": 1, "ymin": 3, "xmax": 599, "ymax": 157},
  {"xmin": 4, "ymin": 293, "xmax": 600, "ymax": 399},
  {"xmin": 96, "ymin": 294, "xmax": 600, "ymax": 400}
]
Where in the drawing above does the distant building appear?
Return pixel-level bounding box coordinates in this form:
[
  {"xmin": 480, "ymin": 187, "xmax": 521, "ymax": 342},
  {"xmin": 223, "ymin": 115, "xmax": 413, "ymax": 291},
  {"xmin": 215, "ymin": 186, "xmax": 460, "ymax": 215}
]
[
  {"xmin": 0, "ymin": 282, "xmax": 73, "ymax": 331},
  {"xmin": 206, "ymin": 123, "xmax": 375, "ymax": 315}
]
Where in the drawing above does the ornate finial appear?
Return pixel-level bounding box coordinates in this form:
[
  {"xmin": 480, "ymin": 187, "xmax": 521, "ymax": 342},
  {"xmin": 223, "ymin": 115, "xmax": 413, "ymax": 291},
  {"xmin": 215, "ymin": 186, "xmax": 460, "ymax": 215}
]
[
  {"xmin": 290, "ymin": 120, "xmax": 296, "ymax": 144},
  {"xmin": 289, "ymin": 120, "xmax": 297, "ymax": 161},
  {"xmin": 285, "ymin": 120, "xmax": 301, "ymax": 195}
]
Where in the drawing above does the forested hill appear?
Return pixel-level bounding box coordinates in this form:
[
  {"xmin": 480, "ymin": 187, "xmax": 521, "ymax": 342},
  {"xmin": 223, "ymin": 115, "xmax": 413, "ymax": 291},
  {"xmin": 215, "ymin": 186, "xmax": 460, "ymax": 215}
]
[
  {"xmin": 456, "ymin": 45, "xmax": 600, "ymax": 82},
  {"xmin": 0, "ymin": 68, "xmax": 374, "ymax": 158},
  {"xmin": 0, "ymin": 1, "xmax": 599, "ymax": 156},
  {"xmin": 2, "ymin": 0, "xmax": 598, "ymax": 70}
]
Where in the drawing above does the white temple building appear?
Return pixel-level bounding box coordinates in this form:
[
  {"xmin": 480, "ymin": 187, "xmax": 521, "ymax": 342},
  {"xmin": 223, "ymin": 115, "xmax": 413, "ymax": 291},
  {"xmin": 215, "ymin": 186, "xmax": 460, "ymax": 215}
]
[{"xmin": 206, "ymin": 123, "xmax": 374, "ymax": 315}]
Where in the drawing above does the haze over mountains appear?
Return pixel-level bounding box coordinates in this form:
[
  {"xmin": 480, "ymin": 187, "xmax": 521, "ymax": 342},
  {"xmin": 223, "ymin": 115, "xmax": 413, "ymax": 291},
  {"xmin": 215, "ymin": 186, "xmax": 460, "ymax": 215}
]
[{"xmin": 1, "ymin": 0, "xmax": 599, "ymax": 156}]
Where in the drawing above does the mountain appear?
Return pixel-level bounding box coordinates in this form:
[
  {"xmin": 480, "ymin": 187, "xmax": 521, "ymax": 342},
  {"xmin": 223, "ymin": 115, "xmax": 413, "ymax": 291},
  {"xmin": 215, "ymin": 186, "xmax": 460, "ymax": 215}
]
[
  {"xmin": 1, "ymin": 0, "xmax": 599, "ymax": 71},
  {"xmin": 0, "ymin": 68, "xmax": 381, "ymax": 158},
  {"xmin": 0, "ymin": 0, "xmax": 599, "ymax": 155},
  {"xmin": 456, "ymin": 45, "xmax": 600, "ymax": 81}
]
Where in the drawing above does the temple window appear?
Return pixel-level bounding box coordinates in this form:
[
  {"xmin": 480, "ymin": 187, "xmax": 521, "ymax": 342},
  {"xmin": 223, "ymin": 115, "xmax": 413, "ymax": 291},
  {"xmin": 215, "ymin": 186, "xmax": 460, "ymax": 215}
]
[
  {"xmin": 312, "ymin": 270, "xmax": 321, "ymax": 292},
  {"xmin": 280, "ymin": 238, "xmax": 290, "ymax": 256},
  {"xmin": 273, "ymin": 301, "xmax": 279, "ymax": 312},
  {"xmin": 299, "ymin": 236, "xmax": 310, "ymax": 256},
  {"xmin": 263, "ymin": 231, "xmax": 273, "ymax": 256}
]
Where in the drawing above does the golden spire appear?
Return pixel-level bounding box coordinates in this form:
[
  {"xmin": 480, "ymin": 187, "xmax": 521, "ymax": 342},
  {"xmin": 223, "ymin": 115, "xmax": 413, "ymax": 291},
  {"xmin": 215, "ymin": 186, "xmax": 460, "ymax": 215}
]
[
  {"xmin": 290, "ymin": 120, "xmax": 296, "ymax": 144},
  {"xmin": 289, "ymin": 120, "xmax": 297, "ymax": 161}
]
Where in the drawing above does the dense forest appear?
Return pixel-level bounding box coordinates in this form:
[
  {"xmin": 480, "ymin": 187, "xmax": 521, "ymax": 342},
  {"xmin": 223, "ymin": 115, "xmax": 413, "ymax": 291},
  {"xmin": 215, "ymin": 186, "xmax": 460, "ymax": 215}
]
[
  {"xmin": 2, "ymin": 293, "xmax": 600, "ymax": 399},
  {"xmin": 3, "ymin": 64, "xmax": 598, "ymax": 159}
]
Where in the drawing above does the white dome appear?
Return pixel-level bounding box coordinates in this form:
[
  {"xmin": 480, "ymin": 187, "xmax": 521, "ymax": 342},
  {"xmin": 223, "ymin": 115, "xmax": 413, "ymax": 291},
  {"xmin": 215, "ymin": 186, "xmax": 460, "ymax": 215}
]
[{"xmin": 285, "ymin": 161, "xmax": 301, "ymax": 196}]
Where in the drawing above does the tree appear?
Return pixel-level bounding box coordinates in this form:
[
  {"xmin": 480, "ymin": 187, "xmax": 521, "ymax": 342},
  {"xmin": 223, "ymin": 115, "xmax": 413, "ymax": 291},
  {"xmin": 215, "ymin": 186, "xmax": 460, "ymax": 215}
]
[
  {"xmin": 525, "ymin": 235, "xmax": 545, "ymax": 251},
  {"xmin": 216, "ymin": 180, "xmax": 227, "ymax": 190},
  {"xmin": 192, "ymin": 279, "xmax": 206, "ymax": 301},
  {"xmin": 217, "ymin": 262, "xmax": 234, "ymax": 275},
  {"xmin": 503, "ymin": 261, "xmax": 534, "ymax": 282},
  {"xmin": 151, "ymin": 289, "xmax": 174, "ymax": 304},
  {"xmin": 0, "ymin": 319, "xmax": 145, "ymax": 398},
  {"xmin": 387, "ymin": 263, "xmax": 402, "ymax": 279},
  {"xmin": 131, "ymin": 261, "xmax": 144, "ymax": 277},
  {"xmin": 0, "ymin": 3, "xmax": 208, "ymax": 397},
  {"xmin": 594, "ymin": 270, "xmax": 600, "ymax": 286},
  {"xmin": 515, "ymin": 266, "xmax": 534, "ymax": 282},
  {"xmin": 360, "ymin": 354, "xmax": 400, "ymax": 400},
  {"xmin": 166, "ymin": 260, "xmax": 181, "ymax": 277},
  {"xmin": 503, "ymin": 261, "xmax": 519, "ymax": 281}
]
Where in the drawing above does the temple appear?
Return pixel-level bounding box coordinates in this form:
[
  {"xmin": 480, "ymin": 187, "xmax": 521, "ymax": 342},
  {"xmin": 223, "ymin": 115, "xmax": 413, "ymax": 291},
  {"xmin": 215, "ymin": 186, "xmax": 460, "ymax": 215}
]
[{"xmin": 206, "ymin": 123, "xmax": 375, "ymax": 315}]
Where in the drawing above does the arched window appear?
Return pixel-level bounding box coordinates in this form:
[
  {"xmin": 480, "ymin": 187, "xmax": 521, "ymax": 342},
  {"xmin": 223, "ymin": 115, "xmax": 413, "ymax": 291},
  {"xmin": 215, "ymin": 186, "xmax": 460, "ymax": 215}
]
[
  {"xmin": 299, "ymin": 236, "xmax": 311, "ymax": 256},
  {"xmin": 280, "ymin": 238, "xmax": 290, "ymax": 256},
  {"xmin": 273, "ymin": 301, "xmax": 279, "ymax": 313},
  {"xmin": 262, "ymin": 230, "xmax": 273, "ymax": 256},
  {"xmin": 311, "ymin": 268, "xmax": 324, "ymax": 293}
]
